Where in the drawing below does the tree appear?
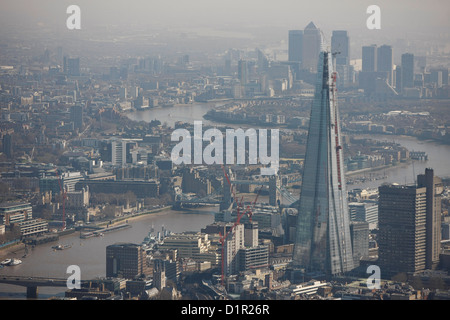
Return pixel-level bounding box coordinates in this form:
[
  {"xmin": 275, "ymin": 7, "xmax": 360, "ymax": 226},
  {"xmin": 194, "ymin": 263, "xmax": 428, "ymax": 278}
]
[
  {"xmin": 391, "ymin": 272, "xmax": 408, "ymax": 283},
  {"xmin": 410, "ymin": 276, "xmax": 424, "ymax": 290},
  {"xmin": 428, "ymin": 276, "xmax": 446, "ymax": 290},
  {"xmin": 122, "ymin": 191, "xmax": 137, "ymax": 207}
]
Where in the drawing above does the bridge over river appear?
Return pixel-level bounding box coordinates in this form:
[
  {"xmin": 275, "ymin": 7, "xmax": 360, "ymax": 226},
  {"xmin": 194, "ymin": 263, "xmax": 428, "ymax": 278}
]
[{"xmin": 0, "ymin": 275, "xmax": 90, "ymax": 299}]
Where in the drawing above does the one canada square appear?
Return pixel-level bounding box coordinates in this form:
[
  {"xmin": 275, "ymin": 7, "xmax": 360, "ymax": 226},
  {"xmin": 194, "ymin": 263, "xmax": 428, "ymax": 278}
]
[{"xmin": 292, "ymin": 51, "xmax": 354, "ymax": 276}]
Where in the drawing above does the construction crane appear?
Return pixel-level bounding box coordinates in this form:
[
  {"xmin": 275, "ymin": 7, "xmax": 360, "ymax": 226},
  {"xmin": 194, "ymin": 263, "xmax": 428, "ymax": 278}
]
[{"xmin": 331, "ymin": 70, "xmax": 343, "ymax": 190}]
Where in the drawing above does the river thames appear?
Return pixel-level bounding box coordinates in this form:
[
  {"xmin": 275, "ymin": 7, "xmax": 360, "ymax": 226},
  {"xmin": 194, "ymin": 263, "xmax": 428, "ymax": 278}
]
[
  {"xmin": 128, "ymin": 102, "xmax": 450, "ymax": 186},
  {"xmin": 0, "ymin": 208, "xmax": 217, "ymax": 298},
  {"xmin": 1, "ymin": 103, "xmax": 450, "ymax": 299}
]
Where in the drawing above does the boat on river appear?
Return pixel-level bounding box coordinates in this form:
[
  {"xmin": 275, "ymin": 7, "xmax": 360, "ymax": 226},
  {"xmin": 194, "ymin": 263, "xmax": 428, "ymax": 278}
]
[
  {"xmin": 52, "ymin": 244, "xmax": 72, "ymax": 250},
  {"xmin": 7, "ymin": 258, "xmax": 22, "ymax": 266}
]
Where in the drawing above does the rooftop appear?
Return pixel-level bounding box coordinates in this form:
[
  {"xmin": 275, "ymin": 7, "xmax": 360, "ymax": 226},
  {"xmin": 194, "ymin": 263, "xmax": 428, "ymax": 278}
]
[{"xmin": 0, "ymin": 202, "xmax": 32, "ymax": 210}]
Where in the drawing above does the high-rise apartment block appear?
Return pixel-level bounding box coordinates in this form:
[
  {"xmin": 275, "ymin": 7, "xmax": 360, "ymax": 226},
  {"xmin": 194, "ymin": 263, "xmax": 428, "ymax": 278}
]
[
  {"xmin": 378, "ymin": 169, "xmax": 442, "ymax": 278},
  {"xmin": 417, "ymin": 168, "xmax": 443, "ymax": 270},
  {"xmin": 378, "ymin": 184, "xmax": 427, "ymax": 277},
  {"xmin": 224, "ymin": 223, "xmax": 245, "ymax": 276}
]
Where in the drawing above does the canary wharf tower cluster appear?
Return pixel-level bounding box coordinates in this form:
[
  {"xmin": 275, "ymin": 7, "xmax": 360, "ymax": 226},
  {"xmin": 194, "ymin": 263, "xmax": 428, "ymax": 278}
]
[{"xmin": 292, "ymin": 51, "xmax": 354, "ymax": 276}]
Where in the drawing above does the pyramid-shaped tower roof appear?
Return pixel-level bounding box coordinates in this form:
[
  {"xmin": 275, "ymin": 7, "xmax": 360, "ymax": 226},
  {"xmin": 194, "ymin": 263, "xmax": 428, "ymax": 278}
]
[{"xmin": 305, "ymin": 21, "xmax": 317, "ymax": 30}]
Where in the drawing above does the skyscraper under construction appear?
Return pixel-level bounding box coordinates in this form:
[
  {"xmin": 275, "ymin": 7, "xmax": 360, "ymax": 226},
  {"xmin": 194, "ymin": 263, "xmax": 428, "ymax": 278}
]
[{"xmin": 292, "ymin": 51, "xmax": 354, "ymax": 276}]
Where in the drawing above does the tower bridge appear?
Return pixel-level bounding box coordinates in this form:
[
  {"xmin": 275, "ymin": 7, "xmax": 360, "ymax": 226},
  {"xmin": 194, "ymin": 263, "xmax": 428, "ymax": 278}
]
[{"xmin": 175, "ymin": 173, "xmax": 301, "ymax": 209}]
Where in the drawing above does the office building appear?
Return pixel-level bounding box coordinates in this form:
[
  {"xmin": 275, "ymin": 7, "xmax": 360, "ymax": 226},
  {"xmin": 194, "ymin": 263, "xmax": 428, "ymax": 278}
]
[
  {"xmin": 11, "ymin": 218, "xmax": 48, "ymax": 238},
  {"xmin": 362, "ymin": 45, "xmax": 377, "ymax": 72},
  {"xmin": 377, "ymin": 45, "xmax": 394, "ymax": 86},
  {"xmin": 244, "ymin": 221, "xmax": 259, "ymax": 247},
  {"xmin": 64, "ymin": 57, "xmax": 80, "ymax": 76},
  {"xmin": 378, "ymin": 184, "xmax": 427, "ymax": 277},
  {"xmin": 39, "ymin": 176, "xmax": 61, "ymax": 196},
  {"xmin": 401, "ymin": 53, "xmax": 415, "ymax": 90},
  {"xmin": 130, "ymin": 86, "xmax": 139, "ymax": 99},
  {"xmin": 106, "ymin": 243, "xmax": 149, "ymax": 279},
  {"xmin": 442, "ymin": 223, "xmax": 450, "ymax": 241},
  {"xmin": 331, "ymin": 31, "xmax": 350, "ymax": 66},
  {"xmin": 288, "ymin": 30, "xmax": 303, "ymax": 63},
  {"xmin": 68, "ymin": 57, "xmax": 80, "ymax": 76},
  {"xmin": 39, "ymin": 172, "xmax": 82, "ymax": 201},
  {"xmin": 0, "ymin": 202, "xmax": 33, "ymax": 226},
  {"xmin": 215, "ymin": 204, "xmax": 281, "ymax": 230},
  {"xmin": 360, "ymin": 44, "xmax": 391, "ymax": 96},
  {"xmin": 238, "ymin": 60, "xmax": 249, "ymax": 85},
  {"xmin": 120, "ymin": 87, "xmax": 127, "ymax": 100},
  {"xmin": 224, "ymin": 223, "xmax": 245, "ymax": 276},
  {"xmin": 111, "ymin": 138, "xmax": 127, "ymax": 166},
  {"xmin": 395, "ymin": 66, "xmax": 402, "ymax": 91},
  {"xmin": 417, "ymin": 168, "xmax": 443, "ymax": 270},
  {"xmin": 292, "ymin": 51, "xmax": 354, "ymax": 276},
  {"xmin": 430, "ymin": 68, "xmax": 449, "ymax": 87},
  {"xmin": 70, "ymin": 105, "xmax": 83, "ymax": 129},
  {"xmin": 348, "ymin": 202, "xmax": 378, "ymax": 229},
  {"xmin": 62, "ymin": 172, "xmax": 83, "ymax": 192},
  {"xmin": 159, "ymin": 232, "xmax": 218, "ymax": 265},
  {"xmin": 267, "ymin": 63, "xmax": 293, "ymax": 91},
  {"xmin": 331, "ymin": 30, "xmax": 350, "ymax": 88},
  {"xmin": 237, "ymin": 245, "xmax": 269, "ymax": 272},
  {"xmin": 302, "ymin": 22, "xmax": 323, "ymax": 72},
  {"xmin": 350, "ymin": 221, "xmax": 370, "ymax": 268}
]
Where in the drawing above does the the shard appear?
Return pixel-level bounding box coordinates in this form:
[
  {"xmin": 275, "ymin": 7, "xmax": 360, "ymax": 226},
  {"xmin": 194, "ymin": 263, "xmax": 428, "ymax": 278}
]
[{"xmin": 292, "ymin": 51, "xmax": 354, "ymax": 276}]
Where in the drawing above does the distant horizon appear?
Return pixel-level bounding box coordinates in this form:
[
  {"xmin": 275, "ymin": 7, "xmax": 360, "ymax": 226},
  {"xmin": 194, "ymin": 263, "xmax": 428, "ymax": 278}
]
[
  {"xmin": 0, "ymin": 0, "xmax": 449, "ymax": 68},
  {"xmin": 1, "ymin": 0, "xmax": 448, "ymax": 37}
]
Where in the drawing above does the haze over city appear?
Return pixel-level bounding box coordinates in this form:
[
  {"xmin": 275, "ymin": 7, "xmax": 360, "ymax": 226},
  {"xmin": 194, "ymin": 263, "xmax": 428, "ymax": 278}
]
[
  {"xmin": 0, "ymin": 0, "xmax": 450, "ymax": 306},
  {"xmin": 1, "ymin": 1, "xmax": 449, "ymax": 57}
]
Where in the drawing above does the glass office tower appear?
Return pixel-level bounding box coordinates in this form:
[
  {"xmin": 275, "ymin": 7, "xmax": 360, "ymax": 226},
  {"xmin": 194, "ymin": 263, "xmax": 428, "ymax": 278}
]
[{"xmin": 292, "ymin": 51, "xmax": 354, "ymax": 276}]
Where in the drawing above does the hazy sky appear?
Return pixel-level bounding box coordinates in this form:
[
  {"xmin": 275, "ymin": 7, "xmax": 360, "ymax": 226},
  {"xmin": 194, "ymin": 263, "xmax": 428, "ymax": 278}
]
[
  {"xmin": 1, "ymin": 0, "xmax": 448, "ymax": 36},
  {"xmin": 0, "ymin": 0, "xmax": 449, "ymax": 63}
]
